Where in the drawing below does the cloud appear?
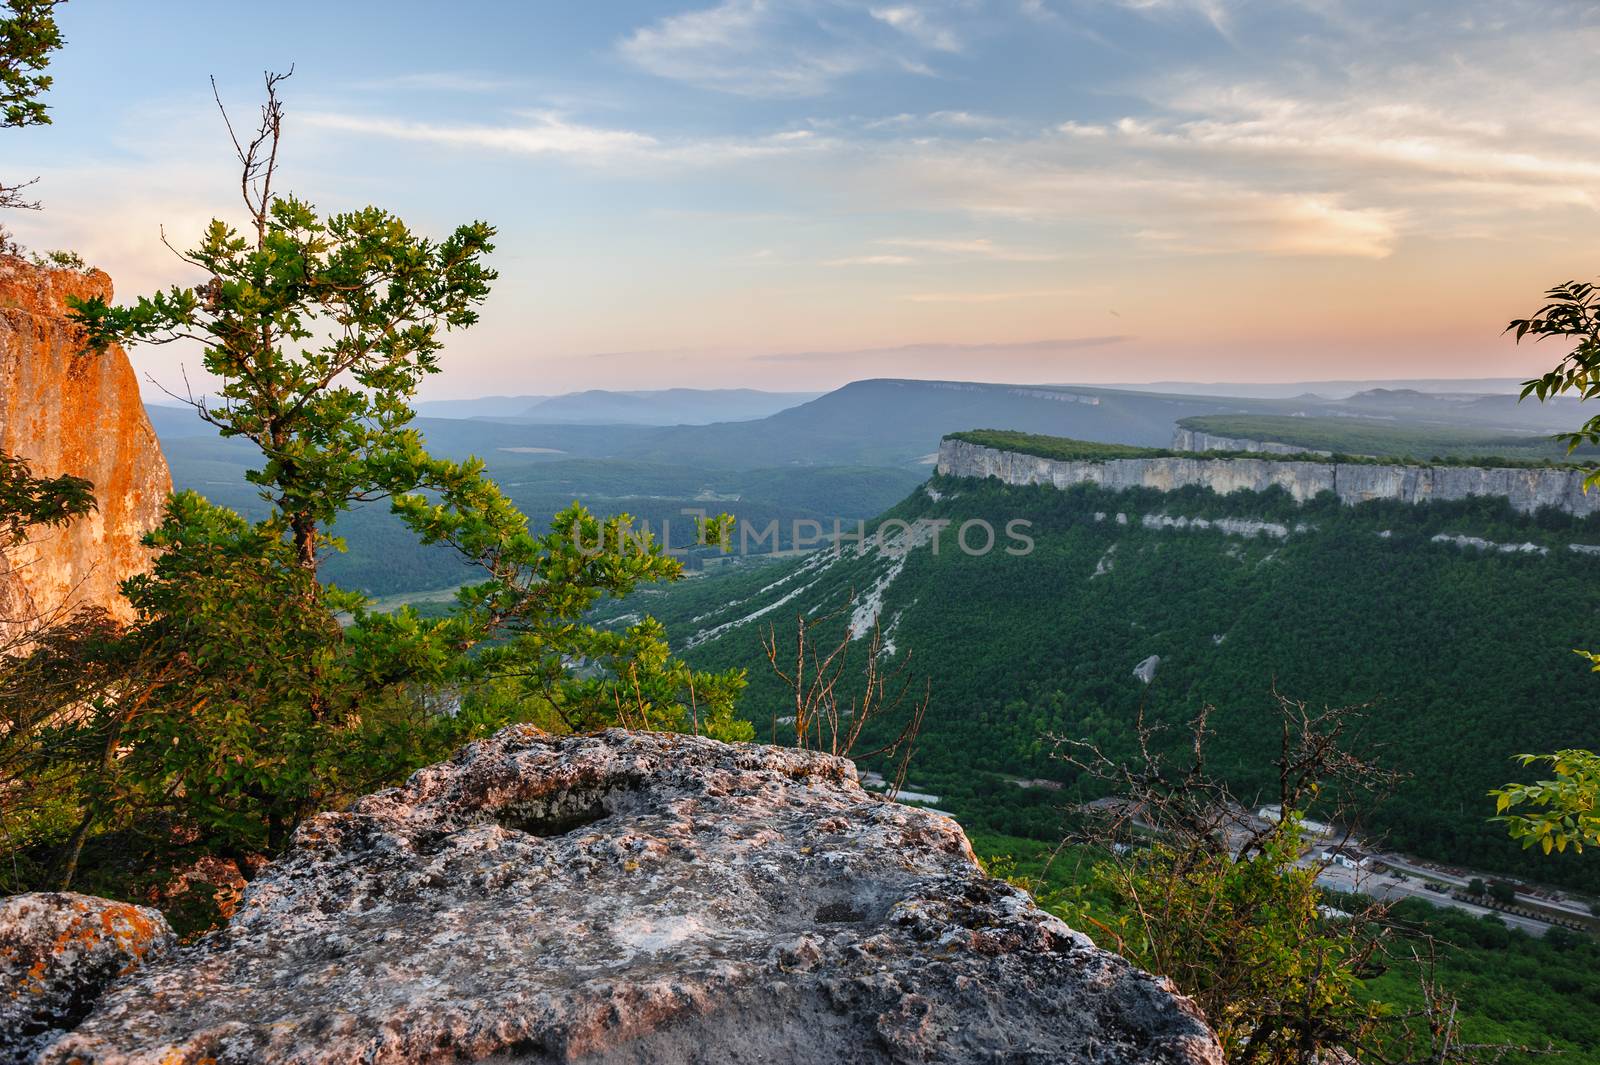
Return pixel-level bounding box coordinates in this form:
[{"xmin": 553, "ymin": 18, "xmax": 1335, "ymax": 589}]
[
  {"xmin": 303, "ymin": 111, "xmax": 657, "ymax": 159},
  {"xmin": 869, "ymin": 5, "xmax": 963, "ymax": 51},
  {"xmin": 903, "ymin": 288, "xmax": 1077, "ymax": 302},
  {"xmin": 1113, "ymin": 0, "xmax": 1233, "ymax": 36},
  {"xmin": 751, "ymin": 336, "xmax": 1132, "ymax": 361},
  {"xmin": 617, "ymin": 0, "xmax": 968, "ymax": 97},
  {"xmin": 619, "ymin": 0, "xmax": 869, "ymax": 97},
  {"xmin": 300, "ymin": 110, "xmax": 831, "ymax": 168},
  {"xmin": 822, "ymin": 253, "xmax": 920, "ymax": 265},
  {"xmin": 347, "ymin": 72, "xmax": 523, "ymax": 93},
  {"xmin": 878, "ymin": 236, "xmax": 1064, "ymax": 261}
]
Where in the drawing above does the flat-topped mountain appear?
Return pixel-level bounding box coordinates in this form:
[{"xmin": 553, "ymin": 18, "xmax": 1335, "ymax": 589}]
[{"xmin": 939, "ymin": 430, "xmax": 1600, "ymax": 516}]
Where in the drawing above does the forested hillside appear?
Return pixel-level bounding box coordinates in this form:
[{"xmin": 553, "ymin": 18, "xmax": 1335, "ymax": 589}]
[{"xmin": 611, "ymin": 473, "xmax": 1600, "ymax": 889}]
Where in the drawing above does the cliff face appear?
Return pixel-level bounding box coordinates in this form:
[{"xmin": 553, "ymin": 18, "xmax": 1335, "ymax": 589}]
[
  {"xmin": 1170, "ymin": 428, "xmax": 1332, "ymax": 457},
  {"xmin": 938, "ymin": 437, "xmax": 1600, "ymax": 516},
  {"xmin": 0, "ymin": 257, "xmax": 171, "ymax": 633},
  {"xmin": 41, "ymin": 728, "xmax": 1222, "ymax": 1064}
]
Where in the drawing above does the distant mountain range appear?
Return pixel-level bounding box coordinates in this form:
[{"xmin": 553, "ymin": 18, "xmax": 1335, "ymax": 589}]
[
  {"xmin": 142, "ymin": 376, "xmax": 1585, "ymax": 598},
  {"xmin": 1094, "ymin": 378, "xmax": 1530, "ymax": 399},
  {"xmin": 149, "ymin": 378, "xmax": 1583, "ymax": 475},
  {"xmin": 409, "ymin": 388, "xmax": 821, "ymax": 425}
]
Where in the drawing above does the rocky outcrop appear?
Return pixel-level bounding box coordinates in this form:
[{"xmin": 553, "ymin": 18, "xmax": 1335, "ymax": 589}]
[
  {"xmin": 0, "ymin": 256, "xmax": 171, "ymax": 635},
  {"xmin": 41, "ymin": 728, "xmax": 1221, "ymax": 1064},
  {"xmin": 0, "ymin": 893, "xmax": 174, "ymax": 1064},
  {"xmin": 938, "ymin": 437, "xmax": 1600, "ymax": 516},
  {"xmin": 1170, "ymin": 428, "xmax": 1332, "ymax": 457}
]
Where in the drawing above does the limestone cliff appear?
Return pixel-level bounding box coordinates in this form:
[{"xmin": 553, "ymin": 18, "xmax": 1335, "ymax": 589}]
[
  {"xmin": 39, "ymin": 728, "xmax": 1222, "ymax": 1064},
  {"xmin": 938, "ymin": 436, "xmax": 1600, "ymax": 516},
  {"xmin": 0, "ymin": 256, "xmax": 171, "ymax": 634},
  {"xmin": 1170, "ymin": 427, "xmax": 1332, "ymax": 457}
]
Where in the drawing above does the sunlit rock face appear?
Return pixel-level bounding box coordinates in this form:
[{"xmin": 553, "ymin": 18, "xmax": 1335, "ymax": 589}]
[
  {"xmin": 938, "ymin": 438, "xmax": 1600, "ymax": 516},
  {"xmin": 40, "ymin": 727, "xmax": 1222, "ymax": 1065},
  {"xmin": 0, "ymin": 893, "xmax": 174, "ymax": 1064},
  {"xmin": 0, "ymin": 256, "xmax": 171, "ymax": 637}
]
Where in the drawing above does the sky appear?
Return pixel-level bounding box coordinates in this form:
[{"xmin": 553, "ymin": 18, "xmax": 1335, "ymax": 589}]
[{"xmin": 9, "ymin": 0, "xmax": 1600, "ymax": 399}]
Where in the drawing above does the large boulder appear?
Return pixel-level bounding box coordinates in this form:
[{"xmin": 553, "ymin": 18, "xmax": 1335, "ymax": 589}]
[
  {"xmin": 0, "ymin": 892, "xmax": 174, "ymax": 1064},
  {"xmin": 0, "ymin": 255, "xmax": 172, "ymax": 641},
  {"xmin": 41, "ymin": 728, "xmax": 1222, "ymax": 1064}
]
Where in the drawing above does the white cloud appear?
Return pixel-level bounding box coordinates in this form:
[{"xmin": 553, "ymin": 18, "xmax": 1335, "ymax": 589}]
[
  {"xmin": 348, "ymin": 72, "xmax": 523, "ymax": 93},
  {"xmin": 303, "ymin": 111, "xmax": 659, "ymax": 160},
  {"xmin": 300, "ymin": 110, "xmax": 832, "ymax": 168},
  {"xmin": 878, "ymin": 237, "xmax": 1064, "ymax": 261},
  {"xmin": 823, "ymin": 253, "xmax": 920, "ymax": 265},
  {"xmin": 619, "ymin": 0, "xmax": 869, "ymax": 97},
  {"xmin": 617, "ymin": 0, "xmax": 968, "ymax": 97},
  {"xmin": 1113, "ymin": 0, "xmax": 1233, "ymax": 36},
  {"xmin": 869, "ymin": 5, "xmax": 963, "ymax": 51},
  {"xmin": 904, "ymin": 288, "xmax": 1076, "ymax": 302}
]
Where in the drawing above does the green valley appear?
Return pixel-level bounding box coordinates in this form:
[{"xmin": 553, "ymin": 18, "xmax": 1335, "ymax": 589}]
[{"xmin": 608, "ymin": 463, "xmax": 1600, "ymax": 891}]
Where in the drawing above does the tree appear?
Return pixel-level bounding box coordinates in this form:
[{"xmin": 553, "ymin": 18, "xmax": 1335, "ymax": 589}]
[
  {"xmin": 0, "ymin": 450, "xmax": 95, "ymax": 651},
  {"xmin": 0, "ymin": 452, "xmax": 99, "ymax": 888},
  {"xmin": 55, "ymin": 71, "xmax": 746, "ymax": 863},
  {"xmin": 0, "ymin": 0, "xmax": 64, "ymax": 225},
  {"xmin": 1045, "ymin": 694, "xmax": 1524, "ymax": 1065},
  {"xmin": 1491, "ymin": 285, "xmax": 1600, "ymax": 854},
  {"xmin": 1052, "ymin": 696, "xmax": 1393, "ymax": 1064},
  {"xmin": 1466, "ymin": 877, "xmax": 1484, "ymax": 897},
  {"xmin": 1486, "ymin": 881, "xmax": 1516, "ymax": 906}
]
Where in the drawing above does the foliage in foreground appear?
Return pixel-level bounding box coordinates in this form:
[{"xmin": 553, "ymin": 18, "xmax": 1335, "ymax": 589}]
[
  {"xmin": 1493, "ymin": 280, "xmax": 1600, "ymax": 858},
  {"xmin": 974, "ymin": 833, "xmax": 1600, "ymax": 1065},
  {"xmin": 0, "ymin": 72, "xmax": 745, "ymax": 916}
]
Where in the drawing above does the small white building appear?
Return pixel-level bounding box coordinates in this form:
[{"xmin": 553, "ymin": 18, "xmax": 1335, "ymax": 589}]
[{"xmin": 1319, "ymin": 849, "xmax": 1374, "ymax": 871}]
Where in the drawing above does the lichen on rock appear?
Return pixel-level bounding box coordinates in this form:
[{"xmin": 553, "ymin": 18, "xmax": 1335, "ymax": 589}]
[
  {"xmin": 0, "ymin": 892, "xmax": 175, "ymax": 1064},
  {"xmin": 39, "ymin": 728, "xmax": 1222, "ymax": 1064}
]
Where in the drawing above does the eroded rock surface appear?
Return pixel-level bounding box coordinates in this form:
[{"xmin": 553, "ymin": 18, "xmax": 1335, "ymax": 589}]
[
  {"xmin": 0, "ymin": 256, "xmax": 171, "ymax": 638},
  {"xmin": 0, "ymin": 893, "xmax": 174, "ymax": 1064},
  {"xmin": 42, "ymin": 728, "xmax": 1222, "ymax": 1064}
]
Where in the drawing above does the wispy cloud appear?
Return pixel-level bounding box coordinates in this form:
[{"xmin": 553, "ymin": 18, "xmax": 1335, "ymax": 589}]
[
  {"xmin": 904, "ymin": 288, "xmax": 1077, "ymax": 302},
  {"xmin": 878, "ymin": 236, "xmax": 1064, "ymax": 261},
  {"xmin": 1114, "ymin": 0, "xmax": 1234, "ymax": 37},
  {"xmin": 822, "ymin": 253, "xmax": 920, "ymax": 265},
  {"xmin": 304, "ymin": 111, "xmax": 658, "ymax": 160},
  {"xmin": 617, "ymin": 0, "xmax": 969, "ymax": 97},
  {"xmin": 869, "ymin": 5, "xmax": 963, "ymax": 51},
  {"xmin": 751, "ymin": 336, "xmax": 1133, "ymax": 361},
  {"xmin": 348, "ymin": 72, "xmax": 523, "ymax": 93},
  {"xmin": 300, "ymin": 110, "xmax": 831, "ymax": 168},
  {"xmin": 755, "ymin": 335, "xmax": 1132, "ymax": 361},
  {"xmin": 619, "ymin": 0, "xmax": 866, "ymax": 98}
]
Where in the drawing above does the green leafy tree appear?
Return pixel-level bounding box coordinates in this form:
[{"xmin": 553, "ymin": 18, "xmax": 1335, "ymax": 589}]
[
  {"xmin": 61, "ymin": 72, "xmax": 746, "ymax": 861},
  {"xmin": 1491, "ymin": 284, "xmax": 1600, "ymax": 854},
  {"xmin": 1, "ymin": 0, "xmax": 64, "ymax": 221},
  {"xmin": 1057, "ymin": 699, "xmax": 1388, "ymax": 1064}
]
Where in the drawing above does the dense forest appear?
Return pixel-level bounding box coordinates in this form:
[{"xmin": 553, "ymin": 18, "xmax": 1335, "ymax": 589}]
[
  {"xmin": 159, "ymin": 434, "xmax": 926, "ymax": 596},
  {"xmin": 603, "ymin": 473, "xmax": 1600, "ymax": 889}
]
